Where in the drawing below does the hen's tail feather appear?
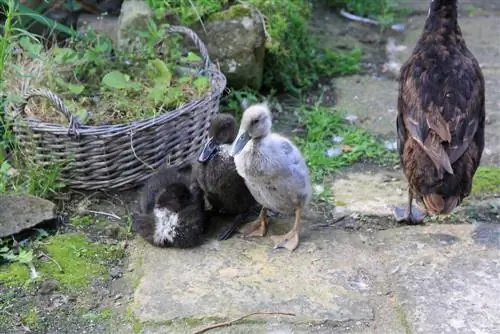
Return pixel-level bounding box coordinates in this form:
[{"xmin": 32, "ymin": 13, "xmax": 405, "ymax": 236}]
[{"xmin": 423, "ymin": 194, "xmax": 459, "ymax": 215}]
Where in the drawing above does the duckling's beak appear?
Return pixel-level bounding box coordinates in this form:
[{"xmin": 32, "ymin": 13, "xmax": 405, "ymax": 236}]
[
  {"xmin": 198, "ymin": 136, "xmax": 217, "ymax": 163},
  {"xmin": 230, "ymin": 130, "xmax": 250, "ymax": 156}
]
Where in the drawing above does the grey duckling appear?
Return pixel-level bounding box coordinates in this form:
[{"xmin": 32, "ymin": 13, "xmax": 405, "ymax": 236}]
[
  {"xmin": 133, "ymin": 164, "xmax": 206, "ymax": 248},
  {"xmin": 230, "ymin": 103, "xmax": 312, "ymax": 251},
  {"xmin": 195, "ymin": 113, "xmax": 258, "ymax": 240}
]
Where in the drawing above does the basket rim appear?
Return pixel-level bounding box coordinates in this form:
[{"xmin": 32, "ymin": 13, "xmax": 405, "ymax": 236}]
[{"xmin": 10, "ymin": 69, "xmax": 226, "ymax": 135}]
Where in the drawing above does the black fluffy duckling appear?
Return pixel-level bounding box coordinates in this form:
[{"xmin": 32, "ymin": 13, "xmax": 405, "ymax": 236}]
[
  {"xmin": 394, "ymin": 0, "xmax": 485, "ymax": 223},
  {"xmin": 133, "ymin": 164, "xmax": 206, "ymax": 248},
  {"xmin": 195, "ymin": 113, "xmax": 258, "ymax": 240}
]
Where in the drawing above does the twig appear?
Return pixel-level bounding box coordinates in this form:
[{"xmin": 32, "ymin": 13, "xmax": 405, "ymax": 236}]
[
  {"xmin": 193, "ymin": 311, "xmax": 295, "ymax": 334},
  {"xmin": 85, "ymin": 209, "xmax": 121, "ymax": 220},
  {"xmin": 339, "ymin": 9, "xmax": 405, "ymax": 32},
  {"xmin": 237, "ymin": 1, "xmax": 271, "ymax": 43},
  {"xmin": 188, "ymin": 0, "xmax": 207, "ymax": 34},
  {"xmin": 129, "ymin": 129, "xmax": 156, "ymax": 171},
  {"xmin": 38, "ymin": 251, "xmax": 63, "ymax": 272},
  {"xmin": 309, "ymin": 215, "xmax": 348, "ymax": 230},
  {"xmin": 339, "ymin": 9, "xmax": 380, "ymax": 25}
]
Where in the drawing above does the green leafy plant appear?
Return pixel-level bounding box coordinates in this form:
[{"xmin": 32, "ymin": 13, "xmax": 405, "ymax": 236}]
[
  {"xmin": 6, "ymin": 25, "xmax": 211, "ymax": 126},
  {"xmin": 0, "ymin": 240, "xmax": 38, "ymax": 279},
  {"xmin": 145, "ymin": 0, "xmax": 362, "ymax": 95},
  {"xmin": 0, "ymin": 0, "xmax": 78, "ymax": 38},
  {"xmin": 220, "ymin": 88, "xmax": 262, "ymax": 121},
  {"xmin": 147, "ymin": 0, "xmax": 232, "ymax": 23},
  {"xmin": 315, "ymin": 48, "xmax": 362, "ymax": 77}
]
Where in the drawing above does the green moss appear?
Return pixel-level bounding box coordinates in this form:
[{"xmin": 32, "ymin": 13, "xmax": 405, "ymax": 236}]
[
  {"xmin": 471, "ymin": 166, "xmax": 500, "ymax": 195},
  {"xmin": 335, "ymin": 200, "xmax": 347, "ymax": 206},
  {"xmin": 70, "ymin": 215, "xmax": 94, "ymax": 227},
  {"xmin": 0, "ymin": 262, "xmax": 30, "ymax": 286},
  {"xmin": 394, "ymin": 302, "xmax": 413, "ymax": 334},
  {"xmin": 208, "ymin": 4, "xmax": 251, "ymax": 21},
  {"xmin": 21, "ymin": 307, "xmax": 39, "ymax": 328},
  {"xmin": 126, "ymin": 307, "xmax": 144, "ymax": 334},
  {"xmin": 81, "ymin": 307, "xmax": 112, "ymax": 321},
  {"xmin": 37, "ymin": 232, "xmax": 124, "ymax": 291}
]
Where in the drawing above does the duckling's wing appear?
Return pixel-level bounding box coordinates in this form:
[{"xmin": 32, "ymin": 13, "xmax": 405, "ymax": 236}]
[{"xmin": 272, "ymin": 136, "xmax": 309, "ymax": 183}]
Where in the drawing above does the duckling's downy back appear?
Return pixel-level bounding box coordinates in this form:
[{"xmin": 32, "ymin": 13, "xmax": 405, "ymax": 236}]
[
  {"xmin": 195, "ymin": 114, "xmax": 257, "ymax": 215},
  {"xmin": 133, "ymin": 164, "xmax": 206, "ymax": 248}
]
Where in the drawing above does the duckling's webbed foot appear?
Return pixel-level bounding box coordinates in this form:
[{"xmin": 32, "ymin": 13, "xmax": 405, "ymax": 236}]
[
  {"xmin": 271, "ymin": 229, "xmax": 299, "ymax": 251},
  {"xmin": 270, "ymin": 208, "xmax": 301, "ymax": 251},
  {"xmin": 218, "ymin": 211, "xmax": 254, "ymax": 241},
  {"xmin": 238, "ymin": 207, "xmax": 268, "ymax": 238}
]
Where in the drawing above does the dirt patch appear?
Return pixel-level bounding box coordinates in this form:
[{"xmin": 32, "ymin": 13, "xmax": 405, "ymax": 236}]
[{"xmin": 0, "ymin": 191, "xmax": 136, "ymax": 333}]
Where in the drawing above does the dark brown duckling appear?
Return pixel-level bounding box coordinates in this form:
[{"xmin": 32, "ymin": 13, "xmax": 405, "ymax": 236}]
[
  {"xmin": 133, "ymin": 164, "xmax": 206, "ymax": 248},
  {"xmin": 195, "ymin": 113, "xmax": 258, "ymax": 240},
  {"xmin": 394, "ymin": 0, "xmax": 485, "ymax": 223}
]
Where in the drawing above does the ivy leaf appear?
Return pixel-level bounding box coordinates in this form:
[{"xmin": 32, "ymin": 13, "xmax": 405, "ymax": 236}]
[
  {"xmin": 193, "ymin": 76, "xmax": 209, "ymax": 93},
  {"xmin": 17, "ymin": 249, "xmax": 34, "ymax": 264},
  {"xmin": 150, "ymin": 59, "xmax": 172, "ymax": 86},
  {"xmin": 52, "ymin": 47, "xmax": 79, "ymax": 64},
  {"xmin": 1, "ymin": 251, "xmax": 17, "ymax": 261},
  {"xmin": 55, "ymin": 77, "xmax": 85, "ymax": 94},
  {"xmin": 148, "ymin": 84, "xmax": 165, "ymax": 104},
  {"xmin": 19, "ymin": 36, "xmax": 42, "ymax": 57},
  {"xmin": 182, "ymin": 52, "xmax": 202, "ymax": 63},
  {"xmin": 164, "ymin": 87, "xmax": 183, "ymax": 106},
  {"xmin": 102, "ymin": 71, "xmax": 140, "ymax": 90}
]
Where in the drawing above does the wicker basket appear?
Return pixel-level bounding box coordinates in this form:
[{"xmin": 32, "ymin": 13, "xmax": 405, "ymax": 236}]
[{"xmin": 8, "ymin": 26, "xmax": 226, "ymax": 191}]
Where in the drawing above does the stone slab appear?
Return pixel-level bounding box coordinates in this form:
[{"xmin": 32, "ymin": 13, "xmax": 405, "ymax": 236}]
[
  {"xmin": 131, "ymin": 217, "xmax": 388, "ymax": 329},
  {"xmin": 374, "ymin": 224, "xmax": 500, "ymax": 334}
]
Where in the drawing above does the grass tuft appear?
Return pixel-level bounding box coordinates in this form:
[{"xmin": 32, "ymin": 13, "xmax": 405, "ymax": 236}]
[{"xmin": 295, "ymin": 103, "xmax": 396, "ymax": 181}]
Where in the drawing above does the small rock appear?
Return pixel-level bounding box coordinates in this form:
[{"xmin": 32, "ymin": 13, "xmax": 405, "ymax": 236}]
[
  {"xmin": 326, "ymin": 147, "xmax": 343, "ymax": 157},
  {"xmin": 48, "ymin": 294, "xmax": 68, "ymax": 310},
  {"xmin": 109, "ymin": 267, "xmax": 122, "ymax": 279},
  {"xmin": 38, "ymin": 279, "xmax": 59, "ymax": 295},
  {"xmin": 116, "ymin": 0, "xmax": 153, "ymax": 51},
  {"xmin": 193, "ymin": 4, "xmax": 266, "ymax": 90},
  {"xmin": 0, "ymin": 194, "xmax": 56, "ymax": 237},
  {"xmin": 390, "ymin": 265, "xmax": 401, "ymax": 274},
  {"xmin": 384, "ymin": 140, "xmax": 398, "ymax": 151},
  {"xmin": 344, "ymin": 114, "xmax": 359, "ymax": 125},
  {"xmin": 391, "ymin": 23, "xmax": 406, "ymax": 32},
  {"xmin": 314, "ymin": 184, "xmax": 325, "ymax": 194},
  {"xmin": 77, "ymin": 14, "xmax": 119, "ymax": 45},
  {"xmin": 332, "ymin": 135, "xmax": 344, "ymax": 143}
]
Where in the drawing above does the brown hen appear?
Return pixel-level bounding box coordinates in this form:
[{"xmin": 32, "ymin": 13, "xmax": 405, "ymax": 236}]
[{"xmin": 394, "ymin": 0, "xmax": 485, "ymax": 223}]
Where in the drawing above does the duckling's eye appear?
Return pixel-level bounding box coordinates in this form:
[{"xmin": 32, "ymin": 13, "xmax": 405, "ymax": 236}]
[{"xmin": 251, "ymin": 118, "xmax": 260, "ymax": 125}]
